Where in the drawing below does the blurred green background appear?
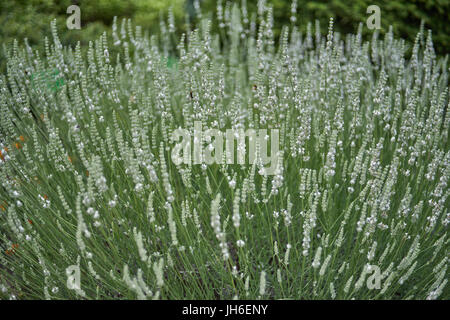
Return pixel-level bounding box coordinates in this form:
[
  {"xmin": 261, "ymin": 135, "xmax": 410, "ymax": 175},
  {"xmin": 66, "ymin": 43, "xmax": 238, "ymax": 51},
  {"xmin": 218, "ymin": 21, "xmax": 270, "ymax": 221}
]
[{"xmin": 0, "ymin": 0, "xmax": 448, "ymax": 68}]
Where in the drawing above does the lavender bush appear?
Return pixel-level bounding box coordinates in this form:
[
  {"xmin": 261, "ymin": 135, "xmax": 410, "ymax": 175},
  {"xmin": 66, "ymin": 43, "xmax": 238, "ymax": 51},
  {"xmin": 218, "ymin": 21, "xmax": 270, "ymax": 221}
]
[{"xmin": 0, "ymin": 2, "xmax": 448, "ymax": 299}]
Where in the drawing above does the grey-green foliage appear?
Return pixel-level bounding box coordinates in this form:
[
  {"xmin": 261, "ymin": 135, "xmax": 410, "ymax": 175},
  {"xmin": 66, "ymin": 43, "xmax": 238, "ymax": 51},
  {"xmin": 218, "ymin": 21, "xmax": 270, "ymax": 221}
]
[{"xmin": 0, "ymin": 3, "xmax": 448, "ymax": 300}]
